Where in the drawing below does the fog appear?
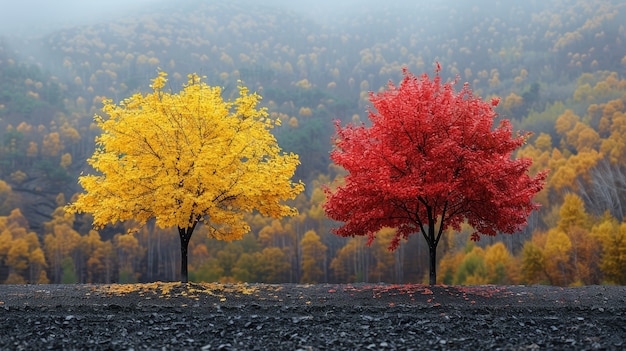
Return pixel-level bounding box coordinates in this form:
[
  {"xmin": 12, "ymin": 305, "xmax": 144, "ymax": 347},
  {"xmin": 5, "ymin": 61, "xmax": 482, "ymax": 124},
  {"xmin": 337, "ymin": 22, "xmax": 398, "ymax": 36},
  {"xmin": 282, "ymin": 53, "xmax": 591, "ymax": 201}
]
[
  {"xmin": 0, "ymin": 0, "xmax": 404, "ymax": 37},
  {"xmin": 0, "ymin": 0, "xmax": 160, "ymax": 36}
]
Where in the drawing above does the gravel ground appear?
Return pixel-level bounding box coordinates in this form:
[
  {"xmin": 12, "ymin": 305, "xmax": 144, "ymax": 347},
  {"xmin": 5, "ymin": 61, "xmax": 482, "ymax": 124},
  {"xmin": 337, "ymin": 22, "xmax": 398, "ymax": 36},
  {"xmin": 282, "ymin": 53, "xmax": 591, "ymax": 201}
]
[{"xmin": 0, "ymin": 283, "xmax": 625, "ymax": 350}]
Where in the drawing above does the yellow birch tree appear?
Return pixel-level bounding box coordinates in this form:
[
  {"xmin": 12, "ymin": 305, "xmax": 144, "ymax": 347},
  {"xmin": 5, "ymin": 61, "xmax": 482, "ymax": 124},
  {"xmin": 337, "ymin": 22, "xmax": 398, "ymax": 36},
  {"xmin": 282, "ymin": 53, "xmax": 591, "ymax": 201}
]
[
  {"xmin": 66, "ymin": 71, "xmax": 304, "ymax": 282},
  {"xmin": 300, "ymin": 230, "xmax": 327, "ymax": 283}
]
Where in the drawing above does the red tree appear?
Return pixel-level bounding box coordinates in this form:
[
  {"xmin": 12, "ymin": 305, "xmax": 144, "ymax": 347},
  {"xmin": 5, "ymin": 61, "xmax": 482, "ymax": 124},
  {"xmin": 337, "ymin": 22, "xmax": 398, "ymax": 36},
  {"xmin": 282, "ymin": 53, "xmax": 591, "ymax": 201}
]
[{"xmin": 324, "ymin": 66, "xmax": 547, "ymax": 285}]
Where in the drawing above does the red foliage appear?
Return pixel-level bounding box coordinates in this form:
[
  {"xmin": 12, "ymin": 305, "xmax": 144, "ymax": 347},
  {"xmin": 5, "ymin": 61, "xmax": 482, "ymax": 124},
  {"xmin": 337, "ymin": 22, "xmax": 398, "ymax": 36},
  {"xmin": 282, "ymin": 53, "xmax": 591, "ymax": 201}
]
[
  {"xmin": 323, "ymin": 66, "xmax": 547, "ymax": 282},
  {"xmin": 332, "ymin": 284, "xmax": 514, "ymax": 305}
]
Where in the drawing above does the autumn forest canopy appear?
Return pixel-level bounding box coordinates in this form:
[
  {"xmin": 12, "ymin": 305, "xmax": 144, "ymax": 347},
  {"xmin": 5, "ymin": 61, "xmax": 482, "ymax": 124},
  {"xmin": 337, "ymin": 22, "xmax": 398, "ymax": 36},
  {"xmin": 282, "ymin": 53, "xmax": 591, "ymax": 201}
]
[{"xmin": 0, "ymin": 0, "xmax": 625, "ymax": 286}]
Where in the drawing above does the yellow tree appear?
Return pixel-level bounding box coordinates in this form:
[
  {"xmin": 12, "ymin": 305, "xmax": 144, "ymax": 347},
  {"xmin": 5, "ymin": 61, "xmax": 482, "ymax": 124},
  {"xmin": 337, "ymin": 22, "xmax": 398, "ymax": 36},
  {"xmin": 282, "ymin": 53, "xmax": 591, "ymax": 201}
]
[
  {"xmin": 521, "ymin": 240, "xmax": 546, "ymax": 284},
  {"xmin": 86, "ymin": 232, "xmax": 114, "ymax": 283},
  {"xmin": 256, "ymin": 247, "xmax": 290, "ymax": 283},
  {"xmin": 329, "ymin": 237, "xmax": 369, "ymax": 282},
  {"xmin": 368, "ymin": 228, "xmax": 402, "ymax": 283},
  {"xmin": 557, "ymin": 193, "xmax": 601, "ymax": 284},
  {"xmin": 437, "ymin": 249, "xmax": 466, "ymax": 285},
  {"xmin": 454, "ymin": 245, "xmax": 488, "ymax": 285},
  {"xmin": 543, "ymin": 228, "xmax": 572, "ymax": 286},
  {"xmin": 43, "ymin": 207, "xmax": 82, "ymax": 283},
  {"xmin": 592, "ymin": 214, "xmax": 626, "ymax": 284},
  {"xmin": 67, "ymin": 72, "xmax": 303, "ymax": 282},
  {"xmin": 114, "ymin": 233, "xmax": 144, "ymax": 283},
  {"xmin": 483, "ymin": 242, "xmax": 518, "ymax": 284},
  {"xmin": 0, "ymin": 209, "xmax": 48, "ymax": 283},
  {"xmin": 300, "ymin": 230, "xmax": 327, "ymax": 283},
  {"xmin": 0, "ymin": 180, "xmax": 15, "ymax": 215}
]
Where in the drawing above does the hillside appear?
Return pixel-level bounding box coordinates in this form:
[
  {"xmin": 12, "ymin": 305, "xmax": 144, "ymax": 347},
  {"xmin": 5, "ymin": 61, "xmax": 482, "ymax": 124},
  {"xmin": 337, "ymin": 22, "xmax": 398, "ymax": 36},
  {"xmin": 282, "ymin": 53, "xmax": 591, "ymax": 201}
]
[{"xmin": 0, "ymin": 0, "xmax": 625, "ymax": 285}]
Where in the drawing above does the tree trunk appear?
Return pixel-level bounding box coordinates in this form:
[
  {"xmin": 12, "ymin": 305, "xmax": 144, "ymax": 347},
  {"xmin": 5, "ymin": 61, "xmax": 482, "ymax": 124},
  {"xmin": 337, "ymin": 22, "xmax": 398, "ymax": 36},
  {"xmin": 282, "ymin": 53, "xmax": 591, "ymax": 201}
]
[
  {"xmin": 428, "ymin": 244, "xmax": 437, "ymax": 285},
  {"xmin": 425, "ymin": 212, "xmax": 439, "ymax": 285},
  {"xmin": 178, "ymin": 225, "xmax": 196, "ymax": 283},
  {"xmin": 180, "ymin": 239, "xmax": 189, "ymax": 283}
]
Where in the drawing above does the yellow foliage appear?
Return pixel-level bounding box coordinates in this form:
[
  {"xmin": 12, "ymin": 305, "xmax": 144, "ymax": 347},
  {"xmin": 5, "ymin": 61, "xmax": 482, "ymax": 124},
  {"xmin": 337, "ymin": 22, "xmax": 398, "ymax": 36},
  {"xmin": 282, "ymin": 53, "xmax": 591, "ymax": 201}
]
[
  {"xmin": 16, "ymin": 122, "xmax": 32, "ymax": 133},
  {"xmin": 549, "ymin": 150, "xmax": 602, "ymax": 191},
  {"xmin": 42, "ymin": 132, "xmax": 63, "ymax": 157},
  {"xmin": 565, "ymin": 122, "xmax": 600, "ymax": 152},
  {"xmin": 4, "ymin": 273, "xmax": 26, "ymax": 284},
  {"xmin": 521, "ymin": 240, "xmax": 545, "ymax": 284},
  {"xmin": 295, "ymin": 79, "xmax": 312, "ymax": 89},
  {"xmin": 37, "ymin": 270, "xmax": 50, "ymax": 284},
  {"xmin": 437, "ymin": 250, "xmax": 465, "ymax": 284},
  {"xmin": 0, "ymin": 209, "xmax": 47, "ymax": 283},
  {"xmin": 503, "ymin": 92, "xmax": 523, "ymax": 112},
  {"xmin": 60, "ymin": 153, "xmax": 72, "ymax": 169},
  {"xmin": 288, "ymin": 116, "xmax": 299, "ymax": 128},
  {"xmin": 558, "ymin": 193, "xmax": 589, "ymax": 231},
  {"xmin": 484, "ymin": 242, "xmax": 511, "ymax": 268},
  {"xmin": 95, "ymin": 281, "xmax": 257, "ymax": 300},
  {"xmin": 10, "ymin": 171, "xmax": 27, "ymax": 184},
  {"xmin": 534, "ymin": 133, "xmax": 552, "ymax": 152},
  {"xmin": 555, "ymin": 109, "xmax": 580, "ymax": 135},
  {"xmin": 67, "ymin": 71, "xmax": 303, "ymax": 241},
  {"xmin": 298, "ymin": 107, "xmax": 313, "ymax": 117},
  {"xmin": 300, "ymin": 230, "xmax": 327, "ymax": 283},
  {"xmin": 7, "ymin": 238, "xmax": 29, "ymax": 271},
  {"xmin": 26, "ymin": 141, "xmax": 38, "ymax": 157},
  {"xmin": 60, "ymin": 123, "xmax": 81, "ymax": 144},
  {"xmin": 543, "ymin": 228, "xmax": 572, "ymax": 285},
  {"xmin": 591, "ymin": 216, "xmax": 626, "ymax": 284}
]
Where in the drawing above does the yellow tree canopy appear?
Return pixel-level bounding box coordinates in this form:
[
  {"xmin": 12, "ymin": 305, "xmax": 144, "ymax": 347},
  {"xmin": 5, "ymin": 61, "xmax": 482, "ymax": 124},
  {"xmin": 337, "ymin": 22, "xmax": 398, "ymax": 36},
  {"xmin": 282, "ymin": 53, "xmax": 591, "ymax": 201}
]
[{"xmin": 67, "ymin": 72, "xmax": 304, "ymax": 240}]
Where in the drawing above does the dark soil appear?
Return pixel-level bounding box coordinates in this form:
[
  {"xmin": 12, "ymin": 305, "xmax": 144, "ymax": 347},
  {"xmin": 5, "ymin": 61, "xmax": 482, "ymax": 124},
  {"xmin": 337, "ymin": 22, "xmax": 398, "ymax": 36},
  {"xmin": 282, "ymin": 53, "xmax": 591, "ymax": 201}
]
[{"xmin": 1, "ymin": 283, "xmax": 625, "ymax": 350}]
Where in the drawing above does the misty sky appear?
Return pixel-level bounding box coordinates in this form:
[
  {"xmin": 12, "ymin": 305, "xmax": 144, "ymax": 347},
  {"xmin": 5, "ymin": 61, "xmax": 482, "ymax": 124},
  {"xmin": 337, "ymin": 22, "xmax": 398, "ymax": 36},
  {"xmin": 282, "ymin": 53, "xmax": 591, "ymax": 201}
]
[
  {"xmin": 0, "ymin": 0, "xmax": 159, "ymax": 35},
  {"xmin": 0, "ymin": 0, "xmax": 374, "ymax": 36}
]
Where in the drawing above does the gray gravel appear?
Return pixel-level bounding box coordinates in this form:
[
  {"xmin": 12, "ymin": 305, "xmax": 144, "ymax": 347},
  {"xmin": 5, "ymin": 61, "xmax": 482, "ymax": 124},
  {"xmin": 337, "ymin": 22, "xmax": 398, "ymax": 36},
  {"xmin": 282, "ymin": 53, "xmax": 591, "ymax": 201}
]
[{"xmin": 0, "ymin": 283, "xmax": 625, "ymax": 350}]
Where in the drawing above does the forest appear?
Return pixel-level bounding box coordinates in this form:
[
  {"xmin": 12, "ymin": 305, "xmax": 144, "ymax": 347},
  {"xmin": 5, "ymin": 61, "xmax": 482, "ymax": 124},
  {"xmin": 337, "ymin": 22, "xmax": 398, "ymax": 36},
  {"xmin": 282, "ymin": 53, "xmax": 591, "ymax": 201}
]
[{"xmin": 0, "ymin": 0, "xmax": 625, "ymax": 286}]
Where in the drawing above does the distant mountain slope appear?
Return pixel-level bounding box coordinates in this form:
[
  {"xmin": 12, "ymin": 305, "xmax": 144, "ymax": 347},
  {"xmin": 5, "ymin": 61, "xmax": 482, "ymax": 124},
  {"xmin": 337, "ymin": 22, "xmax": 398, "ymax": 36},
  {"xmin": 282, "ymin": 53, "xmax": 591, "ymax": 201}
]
[
  {"xmin": 34, "ymin": 0, "xmax": 625, "ymax": 112},
  {"xmin": 0, "ymin": 0, "xmax": 624, "ymax": 234}
]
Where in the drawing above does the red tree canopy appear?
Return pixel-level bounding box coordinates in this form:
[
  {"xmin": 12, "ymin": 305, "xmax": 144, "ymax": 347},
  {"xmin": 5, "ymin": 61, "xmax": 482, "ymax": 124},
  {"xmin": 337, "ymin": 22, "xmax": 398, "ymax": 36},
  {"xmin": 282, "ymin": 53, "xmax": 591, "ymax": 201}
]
[{"xmin": 324, "ymin": 67, "xmax": 547, "ymax": 251}]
